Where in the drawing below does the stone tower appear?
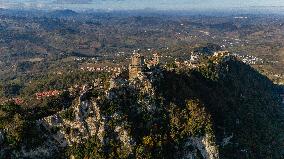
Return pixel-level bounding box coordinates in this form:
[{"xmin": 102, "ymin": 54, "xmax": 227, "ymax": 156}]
[
  {"xmin": 129, "ymin": 50, "xmax": 145, "ymax": 80},
  {"xmin": 152, "ymin": 52, "xmax": 160, "ymax": 66}
]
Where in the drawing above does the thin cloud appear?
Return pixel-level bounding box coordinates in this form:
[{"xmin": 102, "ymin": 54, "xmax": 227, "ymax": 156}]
[{"xmin": 53, "ymin": 0, "xmax": 93, "ymax": 4}]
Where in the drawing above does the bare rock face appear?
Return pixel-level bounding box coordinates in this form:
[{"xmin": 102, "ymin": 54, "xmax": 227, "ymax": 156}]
[
  {"xmin": 180, "ymin": 135, "xmax": 219, "ymax": 159},
  {"xmin": 38, "ymin": 90, "xmax": 105, "ymax": 146},
  {"xmin": 115, "ymin": 125, "xmax": 135, "ymax": 156}
]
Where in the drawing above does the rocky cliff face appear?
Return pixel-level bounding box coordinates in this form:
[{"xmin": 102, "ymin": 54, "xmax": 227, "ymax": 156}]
[
  {"xmin": 182, "ymin": 135, "xmax": 219, "ymax": 159},
  {"xmin": 38, "ymin": 90, "xmax": 105, "ymax": 145},
  {"xmin": 2, "ymin": 88, "xmax": 105, "ymax": 158}
]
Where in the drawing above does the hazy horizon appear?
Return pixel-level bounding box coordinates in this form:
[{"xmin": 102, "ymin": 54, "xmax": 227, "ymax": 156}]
[{"xmin": 1, "ymin": 0, "xmax": 284, "ymax": 12}]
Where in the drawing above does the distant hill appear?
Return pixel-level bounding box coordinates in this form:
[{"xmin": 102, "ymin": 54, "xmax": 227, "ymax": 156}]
[
  {"xmin": 193, "ymin": 43, "xmax": 223, "ymax": 55},
  {"xmin": 49, "ymin": 9, "xmax": 78, "ymax": 18}
]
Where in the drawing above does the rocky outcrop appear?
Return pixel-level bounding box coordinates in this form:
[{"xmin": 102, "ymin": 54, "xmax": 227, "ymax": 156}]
[
  {"xmin": 114, "ymin": 125, "xmax": 135, "ymax": 156},
  {"xmin": 183, "ymin": 135, "xmax": 219, "ymax": 159},
  {"xmin": 38, "ymin": 89, "xmax": 105, "ymax": 146}
]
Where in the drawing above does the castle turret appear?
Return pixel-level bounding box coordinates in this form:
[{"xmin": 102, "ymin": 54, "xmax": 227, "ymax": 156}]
[{"xmin": 129, "ymin": 50, "xmax": 145, "ymax": 80}]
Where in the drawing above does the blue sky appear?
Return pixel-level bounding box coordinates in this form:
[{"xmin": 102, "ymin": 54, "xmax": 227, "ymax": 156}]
[{"xmin": 1, "ymin": 0, "xmax": 284, "ymax": 10}]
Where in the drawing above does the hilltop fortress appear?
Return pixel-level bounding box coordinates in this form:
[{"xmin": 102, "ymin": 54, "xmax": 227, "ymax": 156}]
[{"xmin": 128, "ymin": 50, "xmax": 160, "ymax": 80}]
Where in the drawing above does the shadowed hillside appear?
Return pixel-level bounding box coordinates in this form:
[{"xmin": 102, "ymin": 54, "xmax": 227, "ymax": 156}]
[{"xmin": 154, "ymin": 58, "xmax": 283, "ymax": 158}]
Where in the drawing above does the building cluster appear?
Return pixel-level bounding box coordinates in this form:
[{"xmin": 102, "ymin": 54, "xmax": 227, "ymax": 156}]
[
  {"xmin": 80, "ymin": 65, "xmax": 126, "ymax": 73},
  {"xmin": 172, "ymin": 51, "xmax": 234, "ymax": 69},
  {"xmin": 0, "ymin": 97, "xmax": 24, "ymax": 105},
  {"xmin": 36, "ymin": 90, "xmax": 61, "ymax": 100},
  {"xmin": 74, "ymin": 57, "xmax": 101, "ymax": 62},
  {"xmin": 173, "ymin": 53, "xmax": 201, "ymax": 68},
  {"xmin": 235, "ymin": 54, "xmax": 264, "ymax": 65},
  {"xmin": 213, "ymin": 51, "xmax": 230, "ymax": 57},
  {"xmin": 128, "ymin": 50, "xmax": 160, "ymax": 80}
]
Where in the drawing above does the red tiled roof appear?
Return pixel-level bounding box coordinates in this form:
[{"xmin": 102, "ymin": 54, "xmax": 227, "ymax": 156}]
[{"xmin": 36, "ymin": 90, "xmax": 61, "ymax": 99}]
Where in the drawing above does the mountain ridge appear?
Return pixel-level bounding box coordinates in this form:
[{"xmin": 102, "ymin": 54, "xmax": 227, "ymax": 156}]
[{"xmin": 0, "ymin": 54, "xmax": 283, "ymax": 158}]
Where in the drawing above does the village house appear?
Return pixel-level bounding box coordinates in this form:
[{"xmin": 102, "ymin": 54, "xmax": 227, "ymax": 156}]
[{"xmin": 12, "ymin": 98, "xmax": 24, "ymax": 105}]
